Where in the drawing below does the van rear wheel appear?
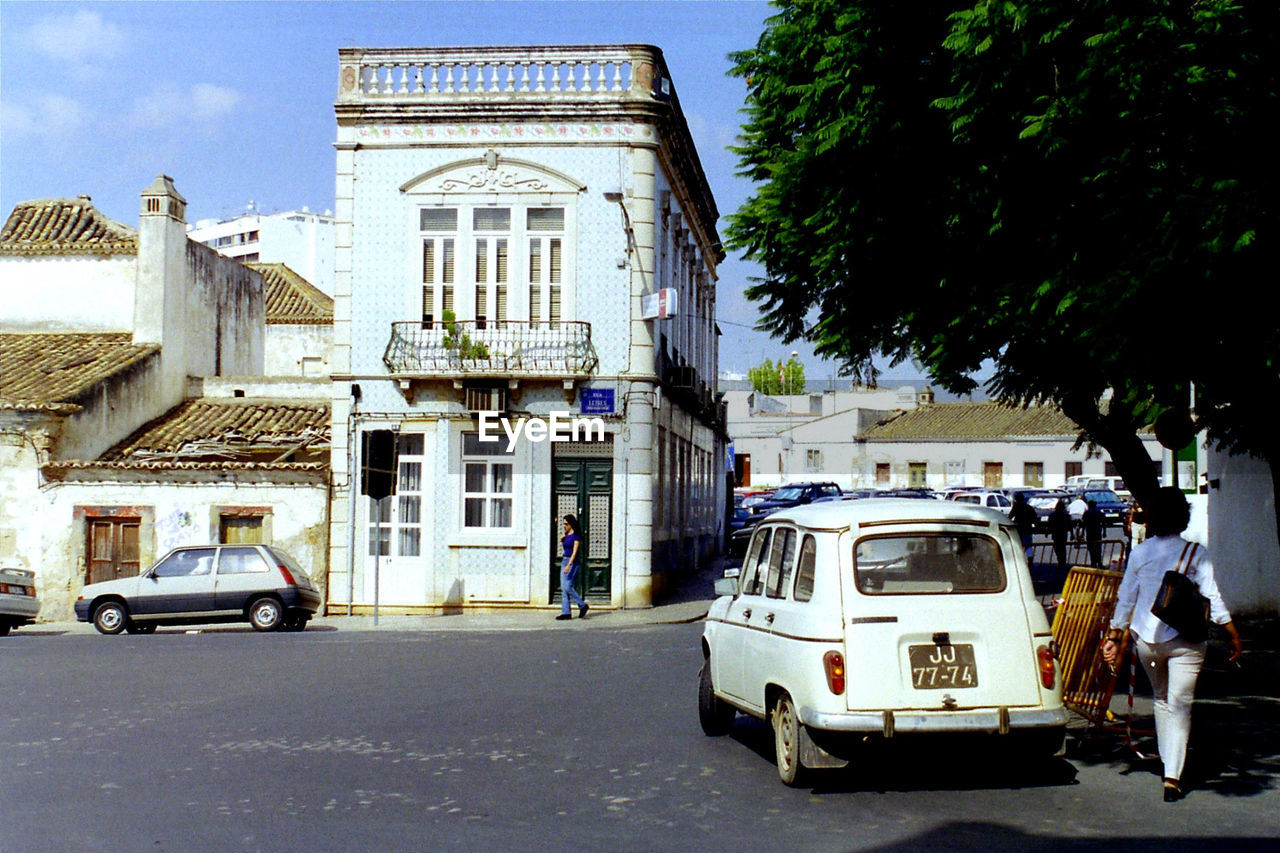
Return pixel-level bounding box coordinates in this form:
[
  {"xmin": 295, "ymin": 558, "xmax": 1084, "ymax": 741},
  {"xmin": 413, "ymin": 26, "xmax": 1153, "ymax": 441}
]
[
  {"xmin": 698, "ymin": 662, "xmax": 735, "ymax": 736},
  {"xmin": 771, "ymin": 692, "xmax": 809, "ymax": 787}
]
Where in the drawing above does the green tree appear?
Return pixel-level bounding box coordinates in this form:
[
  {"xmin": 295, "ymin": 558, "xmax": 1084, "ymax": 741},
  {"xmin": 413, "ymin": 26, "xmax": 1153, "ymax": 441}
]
[
  {"xmin": 728, "ymin": 0, "xmax": 1280, "ymax": 516},
  {"xmin": 749, "ymin": 357, "xmax": 806, "ymax": 396}
]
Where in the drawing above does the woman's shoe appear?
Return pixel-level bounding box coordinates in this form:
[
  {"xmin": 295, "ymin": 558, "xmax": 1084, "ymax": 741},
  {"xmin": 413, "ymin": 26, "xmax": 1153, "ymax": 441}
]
[
  {"xmin": 555, "ymin": 614, "xmax": 572, "ymax": 621},
  {"xmin": 1163, "ymin": 780, "xmax": 1183, "ymax": 802},
  {"xmin": 579, "ymin": 604, "xmax": 589, "ymax": 618}
]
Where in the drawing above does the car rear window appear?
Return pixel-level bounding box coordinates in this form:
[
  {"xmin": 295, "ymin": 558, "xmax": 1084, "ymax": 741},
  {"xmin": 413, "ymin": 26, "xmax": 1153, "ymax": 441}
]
[
  {"xmin": 218, "ymin": 546, "xmax": 270, "ymax": 574},
  {"xmin": 854, "ymin": 533, "xmax": 1006, "ymax": 595}
]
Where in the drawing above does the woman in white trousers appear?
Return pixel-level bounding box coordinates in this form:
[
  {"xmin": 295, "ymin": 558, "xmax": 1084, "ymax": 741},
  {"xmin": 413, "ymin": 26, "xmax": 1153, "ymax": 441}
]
[{"xmin": 1102, "ymin": 487, "xmax": 1242, "ymax": 802}]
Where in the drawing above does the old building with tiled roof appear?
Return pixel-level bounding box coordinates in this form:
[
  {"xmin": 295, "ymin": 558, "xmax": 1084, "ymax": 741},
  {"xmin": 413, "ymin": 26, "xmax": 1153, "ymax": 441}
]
[
  {"xmin": 855, "ymin": 401, "xmax": 1161, "ymax": 492},
  {"xmin": 0, "ymin": 177, "xmax": 333, "ymax": 622},
  {"xmin": 246, "ymin": 262, "xmax": 334, "ymax": 377},
  {"xmin": 0, "ymin": 196, "xmax": 138, "ymax": 257}
]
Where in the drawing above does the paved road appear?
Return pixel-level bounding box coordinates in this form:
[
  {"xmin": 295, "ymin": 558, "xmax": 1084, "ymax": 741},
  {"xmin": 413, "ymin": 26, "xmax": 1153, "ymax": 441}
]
[{"xmin": 2, "ymin": 624, "xmax": 1277, "ymax": 852}]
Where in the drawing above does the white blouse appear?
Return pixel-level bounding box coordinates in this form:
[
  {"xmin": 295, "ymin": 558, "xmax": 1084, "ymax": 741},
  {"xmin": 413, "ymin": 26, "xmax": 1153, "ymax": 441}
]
[{"xmin": 1111, "ymin": 535, "xmax": 1232, "ymax": 644}]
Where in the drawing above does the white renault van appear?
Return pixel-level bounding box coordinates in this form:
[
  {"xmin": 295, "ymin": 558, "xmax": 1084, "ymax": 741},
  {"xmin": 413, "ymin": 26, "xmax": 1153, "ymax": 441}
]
[{"xmin": 699, "ymin": 499, "xmax": 1069, "ymax": 786}]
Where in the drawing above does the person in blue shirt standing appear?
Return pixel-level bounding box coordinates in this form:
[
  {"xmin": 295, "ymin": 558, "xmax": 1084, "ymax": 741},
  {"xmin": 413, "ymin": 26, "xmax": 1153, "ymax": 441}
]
[{"xmin": 556, "ymin": 514, "xmax": 589, "ymax": 621}]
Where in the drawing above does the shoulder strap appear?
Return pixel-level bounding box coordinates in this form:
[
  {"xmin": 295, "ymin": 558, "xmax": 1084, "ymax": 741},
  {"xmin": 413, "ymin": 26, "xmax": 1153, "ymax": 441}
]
[{"xmin": 1176, "ymin": 541, "xmax": 1199, "ymax": 575}]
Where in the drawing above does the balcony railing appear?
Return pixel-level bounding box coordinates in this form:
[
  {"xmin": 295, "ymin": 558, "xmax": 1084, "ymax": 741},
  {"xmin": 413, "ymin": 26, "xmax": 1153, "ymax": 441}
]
[
  {"xmin": 384, "ymin": 321, "xmax": 598, "ymax": 379},
  {"xmin": 337, "ymin": 46, "xmax": 665, "ymax": 106}
]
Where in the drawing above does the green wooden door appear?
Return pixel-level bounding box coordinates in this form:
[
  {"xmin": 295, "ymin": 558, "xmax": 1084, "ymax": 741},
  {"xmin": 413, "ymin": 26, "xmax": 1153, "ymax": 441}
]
[{"xmin": 551, "ymin": 457, "xmax": 612, "ymax": 602}]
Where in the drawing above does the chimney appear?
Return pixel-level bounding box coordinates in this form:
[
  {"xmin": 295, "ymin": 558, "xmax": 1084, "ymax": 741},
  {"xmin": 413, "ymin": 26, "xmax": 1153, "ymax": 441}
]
[{"xmin": 134, "ymin": 175, "xmax": 188, "ymax": 348}]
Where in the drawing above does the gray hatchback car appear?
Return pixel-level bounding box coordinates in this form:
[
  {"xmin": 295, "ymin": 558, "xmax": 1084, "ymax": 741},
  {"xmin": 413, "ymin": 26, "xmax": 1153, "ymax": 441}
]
[{"xmin": 74, "ymin": 544, "xmax": 321, "ymax": 634}]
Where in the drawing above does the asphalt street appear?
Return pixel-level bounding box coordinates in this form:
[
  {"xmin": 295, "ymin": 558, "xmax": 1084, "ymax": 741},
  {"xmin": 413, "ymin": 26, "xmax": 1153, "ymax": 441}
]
[{"xmin": 2, "ymin": 618, "xmax": 1277, "ymax": 853}]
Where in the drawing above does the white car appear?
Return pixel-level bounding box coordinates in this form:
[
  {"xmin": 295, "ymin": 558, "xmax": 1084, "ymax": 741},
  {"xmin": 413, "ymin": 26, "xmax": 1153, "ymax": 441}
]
[
  {"xmin": 699, "ymin": 499, "xmax": 1068, "ymax": 786},
  {"xmin": 74, "ymin": 544, "xmax": 321, "ymax": 634},
  {"xmin": 947, "ymin": 490, "xmax": 1013, "ymax": 514}
]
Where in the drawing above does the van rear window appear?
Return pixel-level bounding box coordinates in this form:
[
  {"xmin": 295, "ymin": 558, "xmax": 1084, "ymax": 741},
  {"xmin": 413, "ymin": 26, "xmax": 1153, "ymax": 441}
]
[{"xmin": 854, "ymin": 533, "xmax": 1005, "ymax": 594}]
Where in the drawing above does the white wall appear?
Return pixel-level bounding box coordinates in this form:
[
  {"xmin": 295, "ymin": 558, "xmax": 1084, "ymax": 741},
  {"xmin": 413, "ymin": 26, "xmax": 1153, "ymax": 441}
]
[
  {"xmin": 266, "ymin": 324, "xmax": 332, "ymax": 376},
  {"xmin": 0, "ymin": 255, "xmax": 136, "ymax": 332},
  {"xmin": 1207, "ymin": 449, "xmax": 1280, "ymax": 616}
]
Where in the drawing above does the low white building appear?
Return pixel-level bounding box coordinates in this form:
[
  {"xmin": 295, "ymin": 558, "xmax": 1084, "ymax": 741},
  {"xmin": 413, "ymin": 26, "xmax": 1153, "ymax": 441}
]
[
  {"xmin": 725, "ymin": 388, "xmax": 914, "ymax": 488},
  {"xmin": 857, "ymin": 401, "xmax": 1163, "ymax": 490},
  {"xmin": 189, "ymin": 207, "xmax": 335, "ymax": 295}
]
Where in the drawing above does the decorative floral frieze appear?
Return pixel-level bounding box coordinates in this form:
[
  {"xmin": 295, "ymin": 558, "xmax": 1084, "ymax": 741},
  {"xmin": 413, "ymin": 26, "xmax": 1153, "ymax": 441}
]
[{"xmin": 355, "ymin": 123, "xmax": 654, "ymax": 144}]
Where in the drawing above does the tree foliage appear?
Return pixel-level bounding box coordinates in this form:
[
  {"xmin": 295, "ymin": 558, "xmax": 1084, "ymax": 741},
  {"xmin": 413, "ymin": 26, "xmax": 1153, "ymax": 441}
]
[
  {"xmin": 749, "ymin": 357, "xmax": 806, "ymax": 396},
  {"xmin": 728, "ymin": 0, "xmax": 1280, "ymax": 511}
]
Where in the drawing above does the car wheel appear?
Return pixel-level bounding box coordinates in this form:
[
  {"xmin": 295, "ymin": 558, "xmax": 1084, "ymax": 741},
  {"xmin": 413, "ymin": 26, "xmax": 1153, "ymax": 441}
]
[
  {"xmin": 0, "ymin": 622, "xmax": 10, "ymax": 637},
  {"xmin": 771, "ymin": 692, "xmax": 808, "ymax": 787},
  {"xmin": 698, "ymin": 661, "xmax": 736, "ymax": 736},
  {"xmin": 93, "ymin": 601, "xmax": 129, "ymax": 635},
  {"xmin": 281, "ymin": 612, "xmax": 309, "ymax": 632},
  {"xmin": 248, "ymin": 597, "xmax": 284, "ymax": 632},
  {"xmin": 125, "ymin": 622, "xmax": 157, "ymax": 635}
]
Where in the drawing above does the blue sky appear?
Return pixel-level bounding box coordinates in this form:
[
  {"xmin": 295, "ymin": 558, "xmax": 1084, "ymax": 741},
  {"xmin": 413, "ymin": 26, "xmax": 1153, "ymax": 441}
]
[{"xmin": 1, "ymin": 0, "xmax": 919, "ymax": 383}]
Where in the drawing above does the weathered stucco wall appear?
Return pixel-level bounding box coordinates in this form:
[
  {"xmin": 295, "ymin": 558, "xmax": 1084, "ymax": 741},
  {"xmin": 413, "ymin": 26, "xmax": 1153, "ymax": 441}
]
[
  {"xmin": 36, "ymin": 476, "xmax": 329, "ymax": 621},
  {"xmin": 184, "ymin": 241, "xmax": 265, "ymax": 378},
  {"xmin": 265, "ymin": 323, "xmax": 332, "ymax": 377}
]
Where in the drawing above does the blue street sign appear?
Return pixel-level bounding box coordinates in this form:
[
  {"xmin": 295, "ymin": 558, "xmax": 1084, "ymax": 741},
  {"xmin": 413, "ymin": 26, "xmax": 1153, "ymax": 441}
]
[{"xmin": 580, "ymin": 388, "xmax": 615, "ymax": 415}]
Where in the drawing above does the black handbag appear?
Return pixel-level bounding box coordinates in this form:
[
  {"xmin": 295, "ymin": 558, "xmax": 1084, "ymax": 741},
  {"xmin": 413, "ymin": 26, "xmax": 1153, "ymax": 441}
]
[{"xmin": 1151, "ymin": 541, "xmax": 1210, "ymax": 642}]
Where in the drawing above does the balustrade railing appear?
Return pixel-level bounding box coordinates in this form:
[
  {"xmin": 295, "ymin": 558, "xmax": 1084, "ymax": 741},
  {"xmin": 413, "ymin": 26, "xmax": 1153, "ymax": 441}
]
[
  {"xmin": 384, "ymin": 320, "xmax": 597, "ymax": 378},
  {"xmin": 338, "ymin": 46, "xmax": 663, "ymax": 103}
]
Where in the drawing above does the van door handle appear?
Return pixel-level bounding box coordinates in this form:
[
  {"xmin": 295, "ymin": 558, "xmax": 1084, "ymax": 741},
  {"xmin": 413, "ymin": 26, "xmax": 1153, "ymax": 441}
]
[
  {"xmin": 742, "ymin": 608, "xmax": 752, "ymax": 619},
  {"xmin": 765, "ymin": 613, "xmax": 775, "ymax": 625}
]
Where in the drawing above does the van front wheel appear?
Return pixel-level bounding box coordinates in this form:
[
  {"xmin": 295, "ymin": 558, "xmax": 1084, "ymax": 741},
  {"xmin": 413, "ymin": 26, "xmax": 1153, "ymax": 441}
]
[{"xmin": 771, "ymin": 692, "xmax": 808, "ymax": 787}]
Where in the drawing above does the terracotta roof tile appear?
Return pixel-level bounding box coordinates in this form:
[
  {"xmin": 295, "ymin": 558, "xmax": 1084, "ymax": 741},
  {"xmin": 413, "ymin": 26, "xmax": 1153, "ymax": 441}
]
[
  {"xmin": 104, "ymin": 398, "xmax": 331, "ymax": 461},
  {"xmin": 246, "ymin": 262, "xmax": 333, "ymax": 324},
  {"xmin": 862, "ymin": 402, "xmax": 1082, "ymax": 440},
  {"xmin": 0, "ymin": 333, "xmax": 158, "ymax": 406},
  {"xmin": 1, "ymin": 197, "xmax": 138, "ymax": 256}
]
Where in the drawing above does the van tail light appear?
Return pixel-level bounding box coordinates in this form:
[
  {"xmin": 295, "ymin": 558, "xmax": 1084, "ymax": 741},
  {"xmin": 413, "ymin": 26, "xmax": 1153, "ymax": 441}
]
[
  {"xmin": 823, "ymin": 650, "xmax": 846, "ymax": 695},
  {"xmin": 1036, "ymin": 645, "xmax": 1056, "ymax": 689},
  {"xmin": 277, "ymin": 564, "xmax": 298, "ymax": 587}
]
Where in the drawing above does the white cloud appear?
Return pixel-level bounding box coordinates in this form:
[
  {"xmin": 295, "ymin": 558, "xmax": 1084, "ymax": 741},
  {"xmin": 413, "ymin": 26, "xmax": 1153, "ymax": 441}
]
[
  {"xmin": 130, "ymin": 83, "xmax": 243, "ymax": 127},
  {"xmin": 1, "ymin": 94, "xmax": 90, "ymax": 139},
  {"xmin": 22, "ymin": 9, "xmax": 126, "ymax": 63}
]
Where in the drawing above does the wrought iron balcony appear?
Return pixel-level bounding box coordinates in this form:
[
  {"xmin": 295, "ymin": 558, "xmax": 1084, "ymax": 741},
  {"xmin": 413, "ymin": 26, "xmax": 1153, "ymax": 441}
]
[{"xmin": 384, "ymin": 321, "xmax": 598, "ymax": 380}]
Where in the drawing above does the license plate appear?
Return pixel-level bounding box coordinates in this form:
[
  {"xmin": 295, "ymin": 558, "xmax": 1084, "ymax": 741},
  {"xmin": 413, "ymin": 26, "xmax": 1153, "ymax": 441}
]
[{"xmin": 909, "ymin": 644, "xmax": 978, "ymax": 689}]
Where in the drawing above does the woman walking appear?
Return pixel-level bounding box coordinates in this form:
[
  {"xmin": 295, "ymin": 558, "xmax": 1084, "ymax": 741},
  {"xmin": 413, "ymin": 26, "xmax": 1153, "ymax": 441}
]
[
  {"xmin": 556, "ymin": 515, "xmax": 589, "ymax": 621},
  {"xmin": 1102, "ymin": 487, "xmax": 1242, "ymax": 801}
]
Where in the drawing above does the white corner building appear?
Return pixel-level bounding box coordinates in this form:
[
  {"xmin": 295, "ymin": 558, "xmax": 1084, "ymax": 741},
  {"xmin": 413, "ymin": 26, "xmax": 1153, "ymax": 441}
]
[{"xmin": 326, "ymin": 46, "xmax": 727, "ymax": 614}]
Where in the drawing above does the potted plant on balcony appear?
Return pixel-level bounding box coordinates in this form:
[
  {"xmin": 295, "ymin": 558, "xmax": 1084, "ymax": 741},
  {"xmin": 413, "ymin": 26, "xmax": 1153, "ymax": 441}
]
[{"xmin": 441, "ymin": 310, "xmax": 491, "ymax": 367}]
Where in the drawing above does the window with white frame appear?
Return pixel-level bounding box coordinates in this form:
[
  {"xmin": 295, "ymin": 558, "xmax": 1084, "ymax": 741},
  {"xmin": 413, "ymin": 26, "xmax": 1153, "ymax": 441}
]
[
  {"xmin": 462, "ymin": 432, "xmax": 514, "ymax": 529},
  {"xmin": 805, "ymin": 448, "xmax": 822, "ymax": 472},
  {"xmin": 417, "ymin": 202, "xmax": 569, "ymax": 326}
]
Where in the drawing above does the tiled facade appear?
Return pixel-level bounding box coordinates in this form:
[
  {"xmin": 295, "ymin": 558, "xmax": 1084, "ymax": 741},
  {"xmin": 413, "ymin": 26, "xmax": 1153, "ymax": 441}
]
[{"xmin": 327, "ymin": 46, "xmax": 727, "ymax": 613}]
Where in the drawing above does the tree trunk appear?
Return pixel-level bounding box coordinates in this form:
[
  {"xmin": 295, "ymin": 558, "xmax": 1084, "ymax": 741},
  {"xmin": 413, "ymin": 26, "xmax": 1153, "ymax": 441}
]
[{"xmin": 1057, "ymin": 394, "xmax": 1161, "ymax": 508}]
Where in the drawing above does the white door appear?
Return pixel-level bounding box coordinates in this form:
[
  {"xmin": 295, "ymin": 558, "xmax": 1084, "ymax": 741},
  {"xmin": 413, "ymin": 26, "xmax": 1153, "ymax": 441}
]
[{"xmin": 362, "ymin": 434, "xmax": 430, "ymax": 605}]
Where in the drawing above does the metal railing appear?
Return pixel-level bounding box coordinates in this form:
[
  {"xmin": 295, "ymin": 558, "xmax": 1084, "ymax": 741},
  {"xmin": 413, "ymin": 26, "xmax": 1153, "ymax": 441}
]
[{"xmin": 383, "ymin": 320, "xmax": 598, "ymax": 379}]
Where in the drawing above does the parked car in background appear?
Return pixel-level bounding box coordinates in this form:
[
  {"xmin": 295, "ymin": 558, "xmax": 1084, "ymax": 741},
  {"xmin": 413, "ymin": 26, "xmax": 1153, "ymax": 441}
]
[
  {"xmin": 699, "ymin": 499, "xmax": 1068, "ymax": 786},
  {"xmin": 1085, "ymin": 476, "xmax": 1131, "ymax": 502},
  {"xmin": 746, "ymin": 482, "xmax": 843, "ymax": 519},
  {"xmin": 1072, "ymin": 489, "xmax": 1128, "ymax": 531},
  {"xmin": 948, "ymin": 490, "xmax": 1013, "ymax": 515},
  {"xmin": 0, "ymin": 567, "xmax": 40, "ymax": 636},
  {"xmin": 74, "ymin": 544, "xmax": 321, "ymax": 634},
  {"xmin": 1028, "ymin": 490, "xmax": 1072, "ymax": 531},
  {"xmin": 879, "ymin": 487, "xmax": 939, "ymax": 500}
]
